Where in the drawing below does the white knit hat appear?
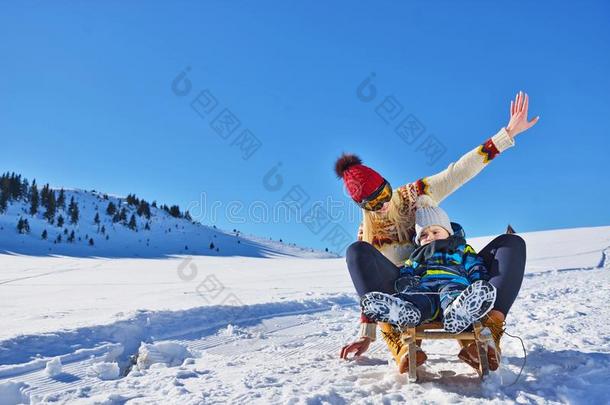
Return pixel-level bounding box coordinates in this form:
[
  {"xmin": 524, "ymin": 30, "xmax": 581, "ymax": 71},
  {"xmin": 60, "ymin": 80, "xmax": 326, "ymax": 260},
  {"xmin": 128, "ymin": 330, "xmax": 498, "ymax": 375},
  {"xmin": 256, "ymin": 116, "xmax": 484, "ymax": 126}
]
[{"xmin": 415, "ymin": 195, "xmax": 453, "ymax": 243}]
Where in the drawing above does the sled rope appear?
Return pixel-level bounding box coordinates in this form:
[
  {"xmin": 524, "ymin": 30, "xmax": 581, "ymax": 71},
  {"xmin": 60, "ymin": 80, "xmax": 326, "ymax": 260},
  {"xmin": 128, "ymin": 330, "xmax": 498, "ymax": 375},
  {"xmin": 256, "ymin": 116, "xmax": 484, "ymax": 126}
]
[{"xmin": 502, "ymin": 329, "xmax": 527, "ymax": 387}]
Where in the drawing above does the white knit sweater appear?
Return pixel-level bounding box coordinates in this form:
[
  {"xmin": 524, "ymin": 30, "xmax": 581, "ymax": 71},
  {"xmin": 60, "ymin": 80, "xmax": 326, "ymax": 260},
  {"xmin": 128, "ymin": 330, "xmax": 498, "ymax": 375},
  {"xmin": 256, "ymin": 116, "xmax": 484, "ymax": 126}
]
[{"xmin": 358, "ymin": 127, "xmax": 515, "ymax": 341}]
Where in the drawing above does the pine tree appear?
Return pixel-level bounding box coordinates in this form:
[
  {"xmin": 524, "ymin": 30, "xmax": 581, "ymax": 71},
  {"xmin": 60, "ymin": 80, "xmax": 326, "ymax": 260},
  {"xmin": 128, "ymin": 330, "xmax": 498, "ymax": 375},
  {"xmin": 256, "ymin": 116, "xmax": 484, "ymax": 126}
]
[
  {"xmin": 68, "ymin": 230, "xmax": 75, "ymax": 243},
  {"xmin": 0, "ymin": 190, "xmax": 7, "ymax": 213},
  {"xmin": 43, "ymin": 190, "xmax": 57, "ymax": 223},
  {"xmin": 41, "ymin": 229, "xmax": 48, "ymax": 240},
  {"xmin": 128, "ymin": 214, "xmax": 137, "ymax": 230},
  {"xmin": 101, "ymin": 225, "xmax": 106, "ymax": 234},
  {"xmin": 0, "ymin": 174, "xmax": 6, "ymax": 199},
  {"xmin": 119, "ymin": 207, "xmax": 127, "ymax": 223},
  {"xmin": 29, "ymin": 180, "xmax": 39, "ymax": 215},
  {"xmin": 57, "ymin": 188, "xmax": 66, "ymax": 210},
  {"xmin": 0, "ymin": 173, "xmax": 9, "ymax": 204},
  {"xmin": 57, "ymin": 215, "xmax": 64, "ymax": 228},
  {"xmin": 126, "ymin": 194, "xmax": 140, "ymax": 206},
  {"xmin": 40, "ymin": 183, "xmax": 50, "ymax": 208},
  {"xmin": 1, "ymin": 172, "xmax": 24, "ymax": 201},
  {"xmin": 89, "ymin": 238, "xmax": 94, "ymax": 246},
  {"xmin": 68, "ymin": 197, "xmax": 79, "ymax": 224},
  {"xmin": 9, "ymin": 173, "xmax": 23, "ymax": 199},
  {"xmin": 169, "ymin": 205, "xmax": 181, "ymax": 218},
  {"xmin": 137, "ymin": 200, "xmax": 151, "ymax": 219},
  {"xmin": 144, "ymin": 222, "xmax": 150, "ymax": 231},
  {"xmin": 209, "ymin": 242, "xmax": 215, "ymax": 249},
  {"xmin": 20, "ymin": 178, "xmax": 29, "ymax": 201},
  {"xmin": 94, "ymin": 212, "xmax": 100, "ymax": 225},
  {"xmin": 106, "ymin": 201, "xmax": 117, "ymax": 216},
  {"xmin": 17, "ymin": 218, "xmax": 30, "ymax": 234}
]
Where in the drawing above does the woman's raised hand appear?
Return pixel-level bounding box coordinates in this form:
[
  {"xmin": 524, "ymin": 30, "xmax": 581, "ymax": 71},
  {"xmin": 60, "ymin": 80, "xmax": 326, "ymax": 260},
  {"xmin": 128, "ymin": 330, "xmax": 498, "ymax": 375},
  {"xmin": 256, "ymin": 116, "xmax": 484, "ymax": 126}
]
[{"xmin": 506, "ymin": 91, "xmax": 540, "ymax": 139}]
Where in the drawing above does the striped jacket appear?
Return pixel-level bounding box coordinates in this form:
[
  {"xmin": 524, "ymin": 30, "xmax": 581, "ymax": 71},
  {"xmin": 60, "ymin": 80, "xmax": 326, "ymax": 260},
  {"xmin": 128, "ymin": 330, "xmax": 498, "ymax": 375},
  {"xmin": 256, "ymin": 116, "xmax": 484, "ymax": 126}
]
[{"xmin": 399, "ymin": 234, "xmax": 488, "ymax": 287}]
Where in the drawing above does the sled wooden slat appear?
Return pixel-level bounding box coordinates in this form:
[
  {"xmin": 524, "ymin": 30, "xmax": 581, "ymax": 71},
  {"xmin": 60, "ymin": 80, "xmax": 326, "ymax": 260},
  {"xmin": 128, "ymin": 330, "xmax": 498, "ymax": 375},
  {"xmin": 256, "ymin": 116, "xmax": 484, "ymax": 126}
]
[
  {"xmin": 400, "ymin": 321, "xmax": 490, "ymax": 382},
  {"xmin": 415, "ymin": 331, "xmax": 475, "ymax": 340},
  {"xmin": 474, "ymin": 322, "xmax": 490, "ymax": 378},
  {"xmin": 405, "ymin": 327, "xmax": 418, "ymax": 383}
]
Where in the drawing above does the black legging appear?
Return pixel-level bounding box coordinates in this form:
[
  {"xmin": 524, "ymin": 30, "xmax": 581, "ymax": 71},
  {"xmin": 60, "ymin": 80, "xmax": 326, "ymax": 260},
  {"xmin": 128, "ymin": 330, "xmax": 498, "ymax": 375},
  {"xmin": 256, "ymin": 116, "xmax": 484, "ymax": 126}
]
[{"xmin": 346, "ymin": 234, "xmax": 526, "ymax": 316}]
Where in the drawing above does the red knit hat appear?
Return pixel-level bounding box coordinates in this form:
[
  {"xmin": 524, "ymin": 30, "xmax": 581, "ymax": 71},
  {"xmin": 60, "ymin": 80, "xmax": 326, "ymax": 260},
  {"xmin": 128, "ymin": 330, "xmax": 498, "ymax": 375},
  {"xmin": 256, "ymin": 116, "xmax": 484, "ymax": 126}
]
[{"xmin": 334, "ymin": 153, "xmax": 385, "ymax": 203}]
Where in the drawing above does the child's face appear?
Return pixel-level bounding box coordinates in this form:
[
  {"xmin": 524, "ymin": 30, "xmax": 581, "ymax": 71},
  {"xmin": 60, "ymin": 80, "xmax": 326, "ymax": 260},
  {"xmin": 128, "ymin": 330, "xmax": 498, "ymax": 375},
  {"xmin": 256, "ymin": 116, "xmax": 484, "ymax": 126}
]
[{"xmin": 419, "ymin": 225, "xmax": 450, "ymax": 245}]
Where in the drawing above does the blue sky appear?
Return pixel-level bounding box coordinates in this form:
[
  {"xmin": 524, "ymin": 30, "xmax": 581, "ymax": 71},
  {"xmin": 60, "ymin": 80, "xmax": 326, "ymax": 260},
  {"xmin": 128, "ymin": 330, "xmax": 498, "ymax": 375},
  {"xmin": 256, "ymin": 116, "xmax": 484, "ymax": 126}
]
[{"xmin": 1, "ymin": 1, "xmax": 609, "ymax": 253}]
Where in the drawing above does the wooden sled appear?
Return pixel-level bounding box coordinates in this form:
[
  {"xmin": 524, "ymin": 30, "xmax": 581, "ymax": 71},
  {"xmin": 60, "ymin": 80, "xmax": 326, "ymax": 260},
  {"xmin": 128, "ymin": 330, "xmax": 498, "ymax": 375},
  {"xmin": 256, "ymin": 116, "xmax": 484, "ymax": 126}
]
[{"xmin": 399, "ymin": 321, "xmax": 494, "ymax": 382}]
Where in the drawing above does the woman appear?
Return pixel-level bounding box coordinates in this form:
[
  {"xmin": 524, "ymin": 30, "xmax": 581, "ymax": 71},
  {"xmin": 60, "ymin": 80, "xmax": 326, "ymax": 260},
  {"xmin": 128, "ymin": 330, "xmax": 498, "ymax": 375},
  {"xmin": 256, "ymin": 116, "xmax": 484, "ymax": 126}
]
[{"xmin": 338, "ymin": 91, "xmax": 537, "ymax": 373}]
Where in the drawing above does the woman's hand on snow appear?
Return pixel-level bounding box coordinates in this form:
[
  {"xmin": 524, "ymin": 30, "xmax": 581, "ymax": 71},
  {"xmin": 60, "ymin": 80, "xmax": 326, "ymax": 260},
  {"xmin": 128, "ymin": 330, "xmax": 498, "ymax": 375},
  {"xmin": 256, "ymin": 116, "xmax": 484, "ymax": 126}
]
[
  {"xmin": 505, "ymin": 91, "xmax": 540, "ymax": 139},
  {"xmin": 340, "ymin": 337, "xmax": 372, "ymax": 359}
]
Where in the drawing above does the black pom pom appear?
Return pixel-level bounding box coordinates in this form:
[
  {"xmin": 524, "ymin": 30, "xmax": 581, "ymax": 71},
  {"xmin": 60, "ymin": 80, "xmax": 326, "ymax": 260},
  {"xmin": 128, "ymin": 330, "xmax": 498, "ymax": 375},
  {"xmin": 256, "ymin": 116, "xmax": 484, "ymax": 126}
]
[{"xmin": 334, "ymin": 153, "xmax": 362, "ymax": 178}]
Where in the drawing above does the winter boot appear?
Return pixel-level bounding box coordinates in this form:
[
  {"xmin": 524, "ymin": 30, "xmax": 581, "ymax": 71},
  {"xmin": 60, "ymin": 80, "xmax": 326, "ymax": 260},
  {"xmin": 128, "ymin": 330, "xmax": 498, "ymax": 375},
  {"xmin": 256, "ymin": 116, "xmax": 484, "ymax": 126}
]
[
  {"xmin": 360, "ymin": 292, "xmax": 421, "ymax": 327},
  {"xmin": 443, "ymin": 280, "xmax": 496, "ymax": 334},
  {"xmin": 458, "ymin": 310, "xmax": 505, "ymax": 371},
  {"xmin": 378, "ymin": 322, "xmax": 427, "ymax": 373}
]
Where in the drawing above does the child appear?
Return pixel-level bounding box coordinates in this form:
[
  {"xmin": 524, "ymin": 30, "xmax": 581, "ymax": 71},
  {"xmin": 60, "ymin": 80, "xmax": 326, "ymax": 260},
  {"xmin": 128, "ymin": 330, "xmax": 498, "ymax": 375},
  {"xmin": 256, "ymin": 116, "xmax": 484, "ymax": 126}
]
[{"xmin": 360, "ymin": 196, "xmax": 496, "ymax": 334}]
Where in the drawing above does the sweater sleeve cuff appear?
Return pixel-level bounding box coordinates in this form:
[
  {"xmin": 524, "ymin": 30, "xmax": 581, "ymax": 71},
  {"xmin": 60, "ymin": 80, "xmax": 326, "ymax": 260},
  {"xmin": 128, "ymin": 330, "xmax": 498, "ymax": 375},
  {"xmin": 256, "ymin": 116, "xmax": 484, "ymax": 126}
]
[
  {"xmin": 359, "ymin": 322, "xmax": 377, "ymax": 341},
  {"xmin": 491, "ymin": 127, "xmax": 515, "ymax": 153},
  {"xmin": 361, "ymin": 312, "xmax": 376, "ymax": 323}
]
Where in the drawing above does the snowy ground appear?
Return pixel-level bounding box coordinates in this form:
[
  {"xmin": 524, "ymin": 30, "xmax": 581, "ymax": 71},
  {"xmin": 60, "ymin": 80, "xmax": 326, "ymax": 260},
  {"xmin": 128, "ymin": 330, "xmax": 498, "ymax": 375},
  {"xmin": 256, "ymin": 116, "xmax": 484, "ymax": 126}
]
[{"xmin": 1, "ymin": 226, "xmax": 609, "ymax": 404}]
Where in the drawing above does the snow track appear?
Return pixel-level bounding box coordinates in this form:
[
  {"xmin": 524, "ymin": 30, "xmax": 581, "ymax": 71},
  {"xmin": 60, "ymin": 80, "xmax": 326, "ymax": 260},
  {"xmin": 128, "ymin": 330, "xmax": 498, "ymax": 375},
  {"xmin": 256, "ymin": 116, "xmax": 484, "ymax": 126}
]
[{"xmin": 0, "ymin": 296, "xmax": 366, "ymax": 402}]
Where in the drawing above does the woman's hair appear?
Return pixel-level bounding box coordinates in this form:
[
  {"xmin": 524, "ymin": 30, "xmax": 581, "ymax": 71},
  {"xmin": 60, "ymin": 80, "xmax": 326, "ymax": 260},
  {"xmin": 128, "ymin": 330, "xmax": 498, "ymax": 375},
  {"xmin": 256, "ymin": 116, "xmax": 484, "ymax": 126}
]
[{"xmin": 361, "ymin": 188, "xmax": 413, "ymax": 246}]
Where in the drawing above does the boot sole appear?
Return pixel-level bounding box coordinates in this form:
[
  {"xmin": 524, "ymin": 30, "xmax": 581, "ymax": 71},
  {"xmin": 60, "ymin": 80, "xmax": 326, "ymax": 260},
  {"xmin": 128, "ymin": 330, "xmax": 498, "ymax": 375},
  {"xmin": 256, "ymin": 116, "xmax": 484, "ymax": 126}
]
[
  {"xmin": 360, "ymin": 292, "xmax": 421, "ymax": 327},
  {"xmin": 443, "ymin": 281, "xmax": 496, "ymax": 334}
]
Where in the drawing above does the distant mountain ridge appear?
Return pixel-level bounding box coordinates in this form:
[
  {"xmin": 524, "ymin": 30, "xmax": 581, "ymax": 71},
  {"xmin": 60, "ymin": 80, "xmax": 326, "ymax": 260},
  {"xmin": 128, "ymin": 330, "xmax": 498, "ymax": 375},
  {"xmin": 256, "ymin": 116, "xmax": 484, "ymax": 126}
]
[{"xmin": 0, "ymin": 172, "xmax": 339, "ymax": 259}]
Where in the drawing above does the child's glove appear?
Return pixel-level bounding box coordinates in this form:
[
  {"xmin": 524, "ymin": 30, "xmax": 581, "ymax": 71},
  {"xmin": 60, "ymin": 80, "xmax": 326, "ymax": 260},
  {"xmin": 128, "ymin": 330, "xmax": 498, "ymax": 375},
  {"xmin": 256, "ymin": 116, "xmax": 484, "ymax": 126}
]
[{"xmin": 394, "ymin": 275, "xmax": 421, "ymax": 293}]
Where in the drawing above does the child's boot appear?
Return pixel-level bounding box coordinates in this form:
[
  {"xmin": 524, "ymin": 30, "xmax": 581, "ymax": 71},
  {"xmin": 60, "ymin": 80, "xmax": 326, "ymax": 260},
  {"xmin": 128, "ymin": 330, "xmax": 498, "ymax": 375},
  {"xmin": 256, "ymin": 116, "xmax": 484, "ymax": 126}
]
[
  {"xmin": 443, "ymin": 280, "xmax": 496, "ymax": 334},
  {"xmin": 360, "ymin": 292, "xmax": 421, "ymax": 327}
]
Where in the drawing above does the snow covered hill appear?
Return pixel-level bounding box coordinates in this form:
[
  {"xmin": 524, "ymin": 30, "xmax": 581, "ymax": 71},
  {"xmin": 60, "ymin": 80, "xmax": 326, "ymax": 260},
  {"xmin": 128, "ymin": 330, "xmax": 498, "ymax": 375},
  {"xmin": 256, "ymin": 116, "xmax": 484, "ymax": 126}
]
[
  {"xmin": 0, "ymin": 181, "xmax": 338, "ymax": 259},
  {"xmin": 1, "ymin": 225, "xmax": 609, "ymax": 404}
]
